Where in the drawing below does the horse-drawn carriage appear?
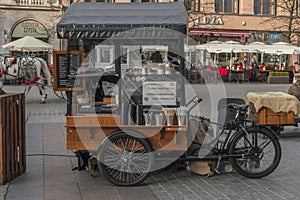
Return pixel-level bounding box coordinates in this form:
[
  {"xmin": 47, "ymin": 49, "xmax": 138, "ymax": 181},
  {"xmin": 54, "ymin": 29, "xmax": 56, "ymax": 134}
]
[
  {"xmin": 0, "ymin": 55, "xmax": 52, "ymax": 103},
  {"xmin": 54, "ymin": 2, "xmax": 282, "ymax": 186}
]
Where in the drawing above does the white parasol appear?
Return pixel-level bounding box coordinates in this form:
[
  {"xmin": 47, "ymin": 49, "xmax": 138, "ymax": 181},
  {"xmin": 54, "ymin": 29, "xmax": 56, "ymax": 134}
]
[
  {"xmin": 1, "ymin": 36, "xmax": 53, "ymax": 52},
  {"xmin": 207, "ymin": 41, "xmax": 257, "ymax": 53},
  {"xmin": 259, "ymin": 44, "xmax": 295, "ymax": 55}
]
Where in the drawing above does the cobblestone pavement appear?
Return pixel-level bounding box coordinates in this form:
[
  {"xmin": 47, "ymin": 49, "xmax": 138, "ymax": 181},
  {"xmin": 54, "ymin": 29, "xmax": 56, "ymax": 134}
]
[
  {"xmin": 146, "ymin": 132, "xmax": 300, "ymax": 200},
  {"xmin": 0, "ymin": 84, "xmax": 299, "ymax": 200}
]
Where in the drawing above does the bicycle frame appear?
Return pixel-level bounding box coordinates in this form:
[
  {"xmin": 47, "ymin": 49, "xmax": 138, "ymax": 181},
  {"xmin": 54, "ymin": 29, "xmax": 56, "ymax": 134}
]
[{"xmin": 177, "ymin": 97, "xmax": 261, "ymax": 163}]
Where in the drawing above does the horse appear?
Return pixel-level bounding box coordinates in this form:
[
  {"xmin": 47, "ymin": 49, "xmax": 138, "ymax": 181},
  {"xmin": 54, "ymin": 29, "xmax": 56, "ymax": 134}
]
[{"xmin": 0, "ymin": 55, "xmax": 52, "ymax": 103}]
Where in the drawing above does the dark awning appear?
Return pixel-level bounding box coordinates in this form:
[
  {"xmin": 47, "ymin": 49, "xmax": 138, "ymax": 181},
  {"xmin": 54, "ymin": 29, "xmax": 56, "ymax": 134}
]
[
  {"xmin": 57, "ymin": 2, "xmax": 187, "ymax": 39},
  {"xmin": 189, "ymin": 28, "xmax": 251, "ymax": 38},
  {"xmin": 189, "ymin": 29, "xmax": 212, "ymax": 36}
]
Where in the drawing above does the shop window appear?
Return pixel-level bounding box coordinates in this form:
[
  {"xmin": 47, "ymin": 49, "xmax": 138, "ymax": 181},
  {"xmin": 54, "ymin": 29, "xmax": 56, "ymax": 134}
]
[
  {"xmin": 254, "ymin": 0, "xmax": 274, "ymax": 15},
  {"xmin": 268, "ymin": 32, "xmax": 284, "ymax": 44},
  {"xmin": 215, "ymin": 0, "xmax": 238, "ymax": 14}
]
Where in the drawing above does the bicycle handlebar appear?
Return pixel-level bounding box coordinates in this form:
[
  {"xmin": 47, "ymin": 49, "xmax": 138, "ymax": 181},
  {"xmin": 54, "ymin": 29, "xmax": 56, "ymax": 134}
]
[
  {"xmin": 186, "ymin": 96, "xmax": 203, "ymax": 107},
  {"xmin": 187, "ymin": 96, "xmax": 203, "ymax": 113}
]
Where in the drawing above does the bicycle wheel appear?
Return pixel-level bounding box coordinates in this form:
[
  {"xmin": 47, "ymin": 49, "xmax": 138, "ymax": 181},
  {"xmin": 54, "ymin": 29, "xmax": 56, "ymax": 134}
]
[
  {"xmin": 97, "ymin": 132, "xmax": 153, "ymax": 186},
  {"xmin": 228, "ymin": 127, "xmax": 281, "ymax": 178}
]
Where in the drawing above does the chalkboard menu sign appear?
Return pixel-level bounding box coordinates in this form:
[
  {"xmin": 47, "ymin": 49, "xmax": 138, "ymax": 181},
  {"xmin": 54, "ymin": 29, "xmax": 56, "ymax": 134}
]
[{"xmin": 53, "ymin": 50, "xmax": 86, "ymax": 91}]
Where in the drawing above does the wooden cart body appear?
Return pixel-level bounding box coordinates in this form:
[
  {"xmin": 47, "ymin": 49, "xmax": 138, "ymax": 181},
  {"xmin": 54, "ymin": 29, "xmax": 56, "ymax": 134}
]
[{"xmin": 66, "ymin": 114, "xmax": 188, "ymax": 151}]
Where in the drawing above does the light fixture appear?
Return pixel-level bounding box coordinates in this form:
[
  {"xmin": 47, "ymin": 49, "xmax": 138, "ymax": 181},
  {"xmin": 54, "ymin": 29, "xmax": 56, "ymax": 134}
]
[
  {"xmin": 4, "ymin": 29, "xmax": 8, "ymax": 42},
  {"xmin": 195, "ymin": 16, "xmax": 200, "ymax": 24}
]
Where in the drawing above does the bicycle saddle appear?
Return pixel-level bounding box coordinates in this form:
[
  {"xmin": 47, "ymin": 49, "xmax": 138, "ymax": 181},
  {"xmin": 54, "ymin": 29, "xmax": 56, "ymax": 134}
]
[{"xmin": 227, "ymin": 103, "xmax": 248, "ymax": 111}]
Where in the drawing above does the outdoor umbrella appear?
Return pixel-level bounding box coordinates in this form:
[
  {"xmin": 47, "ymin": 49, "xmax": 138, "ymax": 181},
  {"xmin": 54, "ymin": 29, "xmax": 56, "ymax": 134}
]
[
  {"xmin": 206, "ymin": 41, "xmax": 253, "ymax": 53},
  {"xmin": 261, "ymin": 46, "xmax": 295, "ymax": 55},
  {"xmin": 207, "ymin": 41, "xmax": 246, "ymax": 67},
  {"xmin": 207, "ymin": 43, "xmax": 233, "ymax": 53},
  {"xmin": 247, "ymin": 42, "xmax": 266, "ymax": 52},
  {"xmin": 1, "ymin": 36, "xmax": 53, "ymax": 52}
]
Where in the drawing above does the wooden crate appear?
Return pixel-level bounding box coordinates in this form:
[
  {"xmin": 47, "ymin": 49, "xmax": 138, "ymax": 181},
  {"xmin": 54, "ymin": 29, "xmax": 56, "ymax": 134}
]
[
  {"xmin": 0, "ymin": 93, "xmax": 26, "ymax": 185},
  {"xmin": 249, "ymin": 102, "xmax": 295, "ymax": 125}
]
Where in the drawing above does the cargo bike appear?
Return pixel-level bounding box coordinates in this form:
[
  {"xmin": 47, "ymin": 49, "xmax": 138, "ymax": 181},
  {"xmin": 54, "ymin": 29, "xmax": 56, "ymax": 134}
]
[{"xmin": 54, "ymin": 2, "xmax": 282, "ymax": 186}]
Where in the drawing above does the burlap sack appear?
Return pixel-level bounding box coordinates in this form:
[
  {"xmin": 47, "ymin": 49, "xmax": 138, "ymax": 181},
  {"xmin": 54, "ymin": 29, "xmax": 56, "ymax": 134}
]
[{"xmin": 187, "ymin": 118, "xmax": 215, "ymax": 176}]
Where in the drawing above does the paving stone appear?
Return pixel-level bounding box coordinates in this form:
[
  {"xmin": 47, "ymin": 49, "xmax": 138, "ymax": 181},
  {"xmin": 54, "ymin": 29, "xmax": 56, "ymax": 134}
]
[
  {"xmin": 183, "ymin": 194, "xmax": 201, "ymax": 200},
  {"xmin": 158, "ymin": 197, "xmax": 174, "ymax": 200},
  {"xmin": 154, "ymin": 191, "xmax": 171, "ymax": 197}
]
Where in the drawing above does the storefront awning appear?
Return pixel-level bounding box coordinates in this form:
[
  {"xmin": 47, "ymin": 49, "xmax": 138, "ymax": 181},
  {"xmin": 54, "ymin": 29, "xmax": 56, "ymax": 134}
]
[
  {"xmin": 189, "ymin": 29, "xmax": 251, "ymax": 38},
  {"xmin": 189, "ymin": 29, "xmax": 211, "ymax": 36}
]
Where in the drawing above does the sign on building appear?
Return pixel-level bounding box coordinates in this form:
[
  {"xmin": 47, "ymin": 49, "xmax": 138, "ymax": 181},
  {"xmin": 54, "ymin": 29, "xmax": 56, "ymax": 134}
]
[{"xmin": 12, "ymin": 19, "xmax": 48, "ymax": 39}]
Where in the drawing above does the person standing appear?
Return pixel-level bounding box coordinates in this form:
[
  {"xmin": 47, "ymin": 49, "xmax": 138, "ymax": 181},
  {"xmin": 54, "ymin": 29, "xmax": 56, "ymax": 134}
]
[
  {"xmin": 250, "ymin": 54, "xmax": 257, "ymax": 66},
  {"xmin": 292, "ymin": 62, "xmax": 300, "ymax": 83},
  {"xmin": 295, "ymin": 62, "xmax": 300, "ymax": 72},
  {"xmin": 252, "ymin": 62, "xmax": 259, "ymax": 81},
  {"xmin": 288, "ymin": 73, "xmax": 300, "ymax": 101}
]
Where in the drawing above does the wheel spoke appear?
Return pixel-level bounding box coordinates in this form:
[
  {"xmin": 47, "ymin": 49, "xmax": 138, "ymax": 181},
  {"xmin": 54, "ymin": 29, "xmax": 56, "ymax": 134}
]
[
  {"xmin": 229, "ymin": 128, "xmax": 280, "ymax": 178},
  {"xmin": 99, "ymin": 133, "xmax": 152, "ymax": 186},
  {"xmin": 242, "ymin": 134, "xmax": 254, "ymax": 148},
  {"xmin": 258, "ymin": 138, "xmax": 272, "ymax": 151},
  {"xmin": 124, "ymin": 137, "xmax": 129, "ymax": 150}
]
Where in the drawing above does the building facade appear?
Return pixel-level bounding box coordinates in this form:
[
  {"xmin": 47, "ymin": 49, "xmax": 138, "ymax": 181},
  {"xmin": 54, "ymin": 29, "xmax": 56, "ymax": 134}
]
[
  {"xmin": 1, "ymin": 0, "xmax": 300, "ymax": 58},
  {"xmin": 0, "ymin": 0, "xmax": 68, "ymax": 55},
  {"xmin": 186, "ymin": 0, "xmax": 300, "ymax": 45}
]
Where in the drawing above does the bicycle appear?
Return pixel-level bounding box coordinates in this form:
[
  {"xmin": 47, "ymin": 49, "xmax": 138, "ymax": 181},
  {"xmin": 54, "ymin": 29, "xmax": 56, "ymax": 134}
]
[
  {"xmin": 186, "ymin": 100, "xmax": 282, "ymax": 178},
  {"xmin": 96, "ymin": 97, "xmax": 282, "ymax": 186}
]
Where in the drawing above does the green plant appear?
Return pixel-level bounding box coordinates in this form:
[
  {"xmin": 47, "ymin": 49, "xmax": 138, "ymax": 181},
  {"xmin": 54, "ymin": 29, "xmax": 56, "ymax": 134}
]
[{"xmin": 268, "ymin": 72, "xmax": 289, "ymax": 77}]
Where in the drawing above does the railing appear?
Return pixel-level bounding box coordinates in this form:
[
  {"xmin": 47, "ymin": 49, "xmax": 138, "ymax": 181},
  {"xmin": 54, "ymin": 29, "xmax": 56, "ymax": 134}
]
[{"xmin": 14, "ymin": 0, "xmax": 48, "ymax": 6}]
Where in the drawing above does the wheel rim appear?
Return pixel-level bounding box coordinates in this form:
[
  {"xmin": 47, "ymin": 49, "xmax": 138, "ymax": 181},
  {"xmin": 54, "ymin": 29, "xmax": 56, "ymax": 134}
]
[
  {"xmin": 101, "ymin": 136, "xmax": 151, "ymax": 184},
  {"xmin": 233, "ymin": 132, "xmax": 277, "ymax": 174}
]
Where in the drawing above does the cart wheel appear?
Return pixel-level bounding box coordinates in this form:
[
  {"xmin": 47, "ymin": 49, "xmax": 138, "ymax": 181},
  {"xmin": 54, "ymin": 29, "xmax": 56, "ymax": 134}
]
[
  {"xmin": 229, "ymin": 127, "xmax": 281, "ymax": 178},
  {"xmin": 97, "ymin": 131, "xmax": 153, "ymax": 186}
]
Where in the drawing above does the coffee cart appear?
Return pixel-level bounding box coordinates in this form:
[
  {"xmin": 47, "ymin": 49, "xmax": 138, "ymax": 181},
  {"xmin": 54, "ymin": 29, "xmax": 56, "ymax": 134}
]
[
  {"xmin": 54, "ymin": 2, "xmax": 282, "ymax": 186},
  {"xmin": 54, "ymin": 2, "xmax": 192, "ymax": 185}
]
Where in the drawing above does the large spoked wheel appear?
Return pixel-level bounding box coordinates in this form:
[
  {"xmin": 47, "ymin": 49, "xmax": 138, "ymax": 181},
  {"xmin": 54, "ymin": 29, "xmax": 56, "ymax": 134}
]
[
  {"xmin": 229, "ymin": 127, "xmax": 281, "ymax": 178},
  {"xmin": 97, "ymin": 131, "xmax": 153, "ymax": 186}
]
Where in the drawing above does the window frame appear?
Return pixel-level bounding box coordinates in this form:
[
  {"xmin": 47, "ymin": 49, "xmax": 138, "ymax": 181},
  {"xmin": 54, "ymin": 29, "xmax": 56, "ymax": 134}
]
[
  {"xmin": 254, "ymin": 0, "xmax": 275, "ymax": 15},
  {"xmin": 215, "ymin": 0, "xmax": 239, "ymax": 14}
]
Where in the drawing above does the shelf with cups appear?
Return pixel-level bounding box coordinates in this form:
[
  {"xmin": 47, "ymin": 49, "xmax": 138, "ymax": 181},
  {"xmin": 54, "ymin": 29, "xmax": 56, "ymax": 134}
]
[{"xmin": 143, "ymin": 107, "xmax": 187, "ymax": 129}]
